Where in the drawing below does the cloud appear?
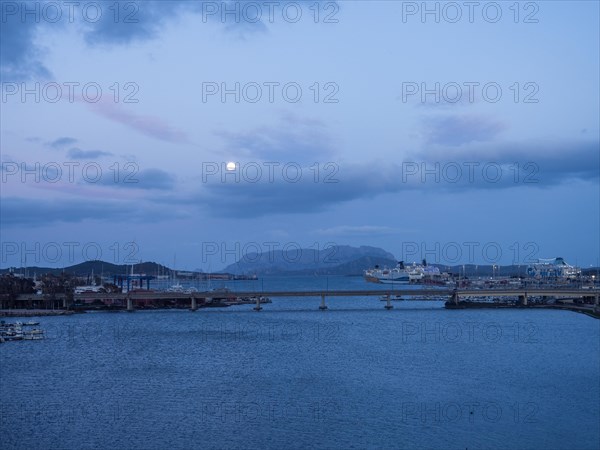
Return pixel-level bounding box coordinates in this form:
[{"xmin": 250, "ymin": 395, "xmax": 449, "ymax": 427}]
[
  {"xmin": 67, "ymin": 148, "xmax": 113, "ymax": 159},
  {"xmin": 47, "ymin": 137, "xmax": 78, "ymax": 150},
  {"xmin": 87, "ymin": 101, "xmax": 188, "ymax": 143},
  {"xmin": 222, "ymin": 18, "xmax": 268, "ymax": 39},
  {"xmin": 0, "ymin": 7, "xmax": 52, "ymax": 81},
  {"xmin": 0, "ymin": 197, "xmax": 134, "ymax": 227},
  {"xmin": 215, "ymin": 114, "xmax": 335, "ymax": 162},
  {"xmin": 411, "ymin": 139, "xmax": 600, "ymax": 184},
  {"xmin": 0, "ymin": 1, "xmax": 188, "ymax": 80},
  {"xmin": 80, "ymin": 1, "xmax": 273, "ymax": 46},
  {"xmin": 195, "ymin": 138, "xmax": 599, "ymax": 218},
  {"xmin": 96, "ymin": 168, "xmax": 176, "ymax": 190},
  {"xmin": 315, "ymin": 225, "xmax": 399, "ymax": 236},
  {"xmin": 0, "ymin": 192, "xmax": 188, "ymax": 227},
  {"xmin": 81, "ymin": 1, "xmax": 192, "ymax": 46},
  {"xmin": 126, "ymin": 168, "xmax": 176, "ymax": 190},
  {"xmin": 1, "ymin": 1, "xmax": 340, "ymax": 80},
  {"xmin": 4, "ymin": 139, "xmax": 594, "ymax": 225},
  {"xmin": 197, "ymin": 178, "xmax": 359, "ymax": 218},
  {"xmin": 45, "ymin": 139, "xmax": 114, "ymax": 160},
  {"xmin": 422, "ymin": 114, "xmax": 507, "ymax": 147},
  {"xmin": 0, "ymin": 2, "xmax": 188, "ymax": 81}
]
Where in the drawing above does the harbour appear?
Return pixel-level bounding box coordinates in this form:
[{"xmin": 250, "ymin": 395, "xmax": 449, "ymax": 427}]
[{"xmin": 2, "ymin": 1, "xmax": 598, "ymax": 447}]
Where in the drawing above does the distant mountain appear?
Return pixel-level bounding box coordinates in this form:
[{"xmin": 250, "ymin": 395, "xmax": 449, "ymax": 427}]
[
  {"xmin": 221, "ymin": 245, "xmax": 397, "ymax": 275},
  {"xmin": 0, "ymin": 260, "xmax": 171, "ymax": 277},
  {"xmin": 220, "ymin": 246, "xmax": 544, "ymax": 277},
  {"xmin": 272, "ymin": 255, "xmax": 399, "ymax": 276}
]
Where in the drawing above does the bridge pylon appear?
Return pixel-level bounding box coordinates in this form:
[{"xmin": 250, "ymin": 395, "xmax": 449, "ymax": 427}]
[
  {"xmin": 319, "ymin": 294, "xmax": 328, "ymax": 310},
  {"xmin": 384, "ymin": 294, "xmax": 393, "ymax": 310},
  {"xmin": 451, "ymin": 290, "xmax": 459, "ymax": 305},
  {"xmin": 518, "ymin": 293, "xmax": 528, "ymax": 306}
]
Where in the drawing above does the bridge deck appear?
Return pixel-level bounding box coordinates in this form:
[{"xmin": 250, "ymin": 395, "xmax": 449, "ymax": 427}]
[{"xmin": 125, "ymin": 288, "xmax": 598, "ymax": 299}]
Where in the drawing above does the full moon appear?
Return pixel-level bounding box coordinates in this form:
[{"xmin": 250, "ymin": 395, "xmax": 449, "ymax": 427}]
[{"xmin": 226, "ymin": 162, "xmax": 236, "ymax": 171}]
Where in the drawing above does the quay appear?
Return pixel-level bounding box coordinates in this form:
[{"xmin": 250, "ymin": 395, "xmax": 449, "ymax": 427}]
[
  {"xmin": 1, "ymin": 288, "xmax": 598, "ymax": 317},
  {"xmin": 0, "ymin": 309, "xmax": 75, "ymax": 317}
]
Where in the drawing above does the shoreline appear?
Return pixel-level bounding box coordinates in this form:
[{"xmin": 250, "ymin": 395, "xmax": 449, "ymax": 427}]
[
  {"xmin": 0, "ymin": 309, "xmax": 76, "ymax": 317},
  {"xmin": 445, "ymin": 302, "xmax": 600, "ymax": 319}
]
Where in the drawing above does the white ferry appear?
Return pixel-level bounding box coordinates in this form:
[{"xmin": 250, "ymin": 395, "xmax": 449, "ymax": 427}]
[
  {"xmin": 407, "ymin": 260, "xmax": 441, "ymax": 282},
  {"xmin": 364, "ymin": 261, "xmax": 410, "ymax": 284},
  {"xmin": 74, "ymin": 285, "xmax": 103, "ymax": 294},
  {"xmin": 526, "ymin": 257, "xmax": 580, "ymax": 280}
]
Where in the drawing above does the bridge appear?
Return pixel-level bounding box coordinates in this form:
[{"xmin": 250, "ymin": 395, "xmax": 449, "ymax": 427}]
[{"xmin": 6, "ymin": 288, "xmax": 599, "ymax": 315}]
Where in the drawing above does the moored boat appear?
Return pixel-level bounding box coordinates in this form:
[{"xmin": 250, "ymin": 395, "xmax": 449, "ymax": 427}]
[{"xmin": 364, "ymin": 261, "xmax": 410, "ymax": 284}]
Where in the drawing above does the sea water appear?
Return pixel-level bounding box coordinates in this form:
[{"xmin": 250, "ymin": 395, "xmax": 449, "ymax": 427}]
[{"xmin": 1, "ymin": 276, "xmax": 598, "ymax": 449}]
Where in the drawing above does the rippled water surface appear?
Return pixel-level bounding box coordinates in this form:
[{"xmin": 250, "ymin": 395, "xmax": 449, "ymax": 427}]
[{"xmin": 1, "ymin": 277, "xmax": 599, "ymax": 449}]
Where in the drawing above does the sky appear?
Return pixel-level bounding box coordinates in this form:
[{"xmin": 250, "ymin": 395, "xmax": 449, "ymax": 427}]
[{"xmin": 0, "ymin": 0, "xmax": 599, "ymax": 271}]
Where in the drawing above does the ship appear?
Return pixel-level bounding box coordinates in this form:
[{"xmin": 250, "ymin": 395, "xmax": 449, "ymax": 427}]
[
  {"xmin": 74, "ymin": 285, "xmax": 104, "ymax": 294},
  {"xmin": 407, "ymin": 260, "xmax": 442, "ymax": 282},
  {"xmin": 526, "ymin": 257, "xmax": 581, "ymax": 280},
  {"xmin": 364, "ymin": 261, "xmax": 410, "ymax": 284},
  {"xmin": 74, "ymin": 269, "xmax": 104, "ymax": 294}
]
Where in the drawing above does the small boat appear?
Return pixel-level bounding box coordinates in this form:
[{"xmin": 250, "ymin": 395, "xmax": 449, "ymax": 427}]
[
  {"xmin": 0, "ymin": 320, "xmax": 45, "ymax": 342},
  {"xmin": 27, "ymin": 329, "xmax": 44, "ymax": 335},
  {"xmin": 167, "ymin": 283, "xmax": 186, "ymax": 292},
  {"xmin": 23, "ymin": 333, "xmax": 44, "ymax": 340},
  {"xmin": 239, "ymin": 296, "xmax": 272, "ymax": 304},
  {"xmin": 1, "ymin": 332, "xmax": 24, "ymax": 341},
  {"xmin": 379, "ymin": 294, "xmax": 405, "ymax": 301}
]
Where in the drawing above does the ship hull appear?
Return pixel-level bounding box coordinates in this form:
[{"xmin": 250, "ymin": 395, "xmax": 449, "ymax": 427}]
[
  {"xmin": 364, "ymin": 275, "xmax": 409, "ymax": 284},
  {"xmin": 376, "ymin": 278, "xmax": 409, "ymax": 284}
]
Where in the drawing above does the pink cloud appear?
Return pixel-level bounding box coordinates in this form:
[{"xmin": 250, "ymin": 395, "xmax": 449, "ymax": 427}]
[{"xmin": 85, "ymin": 99, "xmax": 188, "ymax": 143}]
